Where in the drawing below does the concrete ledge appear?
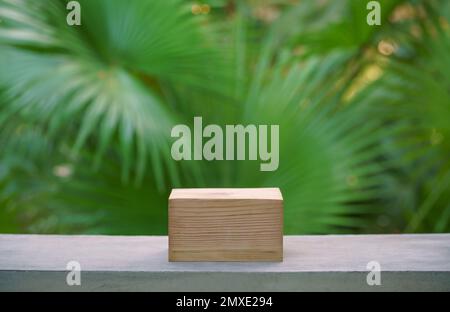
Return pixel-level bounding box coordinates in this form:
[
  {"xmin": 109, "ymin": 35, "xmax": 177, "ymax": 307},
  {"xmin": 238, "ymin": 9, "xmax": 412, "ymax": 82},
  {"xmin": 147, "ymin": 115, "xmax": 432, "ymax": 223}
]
[{"xmin": 0, "ymin": 234, "xmax": 449, "ymax": 291}]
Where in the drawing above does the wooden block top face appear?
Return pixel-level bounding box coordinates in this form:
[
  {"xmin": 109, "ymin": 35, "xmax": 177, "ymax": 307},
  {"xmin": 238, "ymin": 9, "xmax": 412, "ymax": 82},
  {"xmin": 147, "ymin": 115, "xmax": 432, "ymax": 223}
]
[
  {"xmin": 170, "ymin": 188, "xmax": 283, "ymax": 200},
  {"xmin": 169, "ymin": 188, "xmax": 283, "ymax": 262}
]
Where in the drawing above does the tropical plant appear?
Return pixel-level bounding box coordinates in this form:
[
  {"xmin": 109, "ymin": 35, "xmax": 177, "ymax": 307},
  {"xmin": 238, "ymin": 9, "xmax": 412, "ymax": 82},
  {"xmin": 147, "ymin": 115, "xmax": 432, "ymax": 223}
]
[{"xmin": 0, "ymin": 0, "xmax": 448, "ymax": 234}]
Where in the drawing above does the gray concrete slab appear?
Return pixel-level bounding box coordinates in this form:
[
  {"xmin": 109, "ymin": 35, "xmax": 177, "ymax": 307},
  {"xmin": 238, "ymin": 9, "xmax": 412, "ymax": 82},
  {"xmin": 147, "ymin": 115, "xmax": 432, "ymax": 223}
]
[{"xmin": 0, "ymin": 234, "xmax": 449, "ymax": 291}]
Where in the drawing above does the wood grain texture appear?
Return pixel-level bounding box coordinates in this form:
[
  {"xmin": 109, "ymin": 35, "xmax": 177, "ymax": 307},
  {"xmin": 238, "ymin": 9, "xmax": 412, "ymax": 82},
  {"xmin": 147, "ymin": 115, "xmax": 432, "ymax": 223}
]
[{"xmin": 169, "ymin": 188, "xmax": 283, "ymax": 262}]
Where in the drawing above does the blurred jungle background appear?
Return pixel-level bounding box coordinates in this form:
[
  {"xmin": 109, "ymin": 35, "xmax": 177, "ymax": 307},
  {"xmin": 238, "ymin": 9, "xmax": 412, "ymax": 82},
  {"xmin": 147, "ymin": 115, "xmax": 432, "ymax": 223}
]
[{"xmin": 0, "ymin": 0, "xmax": 449, "ymax": 235}]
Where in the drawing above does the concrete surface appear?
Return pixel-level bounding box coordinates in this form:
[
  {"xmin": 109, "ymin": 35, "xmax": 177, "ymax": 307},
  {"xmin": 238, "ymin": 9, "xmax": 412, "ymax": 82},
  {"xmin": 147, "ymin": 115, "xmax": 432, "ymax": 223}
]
[{"xmin": 0, "ymin": 234, "xmax": 449, "ymax": 291}]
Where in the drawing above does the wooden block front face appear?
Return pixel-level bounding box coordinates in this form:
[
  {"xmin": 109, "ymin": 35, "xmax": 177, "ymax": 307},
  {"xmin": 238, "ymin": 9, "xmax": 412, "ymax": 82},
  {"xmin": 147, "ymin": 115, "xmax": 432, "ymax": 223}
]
[{"xmin": 169, "ymin": 188, "xmax": 283, "ymax": 262}]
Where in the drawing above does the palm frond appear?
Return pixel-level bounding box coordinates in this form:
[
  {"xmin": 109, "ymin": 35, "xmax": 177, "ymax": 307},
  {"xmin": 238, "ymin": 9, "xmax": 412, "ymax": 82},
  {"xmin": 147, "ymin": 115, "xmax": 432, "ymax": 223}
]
[{"xmin": 0, "ymin": 0, "xmax": 233, "ymax": 187}]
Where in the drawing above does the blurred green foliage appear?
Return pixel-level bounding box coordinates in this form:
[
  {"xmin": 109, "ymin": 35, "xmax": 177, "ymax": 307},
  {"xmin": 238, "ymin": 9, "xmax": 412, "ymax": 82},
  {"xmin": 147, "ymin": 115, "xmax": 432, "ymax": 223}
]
[{"xmin": 0, "ymin": 0, "xmax": 449, "ymax": 234}]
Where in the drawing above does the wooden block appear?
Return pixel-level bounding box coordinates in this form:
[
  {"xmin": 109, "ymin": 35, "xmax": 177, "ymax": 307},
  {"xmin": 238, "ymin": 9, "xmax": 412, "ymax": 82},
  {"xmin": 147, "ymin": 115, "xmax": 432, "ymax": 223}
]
[{"xmin": 168, "ymin": 188, "xmax": 283, "ymax": 262}]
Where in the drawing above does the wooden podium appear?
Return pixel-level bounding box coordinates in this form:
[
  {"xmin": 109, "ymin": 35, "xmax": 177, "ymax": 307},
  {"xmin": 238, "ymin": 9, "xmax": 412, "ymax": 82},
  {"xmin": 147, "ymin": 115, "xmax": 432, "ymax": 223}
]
[{"xmin": 168, "ymin": 188, "xmax": 283, "ymax": 262}]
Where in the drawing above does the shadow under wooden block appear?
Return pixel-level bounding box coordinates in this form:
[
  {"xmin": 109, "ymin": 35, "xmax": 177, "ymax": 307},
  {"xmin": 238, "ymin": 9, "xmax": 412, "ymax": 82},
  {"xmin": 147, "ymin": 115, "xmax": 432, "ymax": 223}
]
[{"xmin": 169, "ymin": 188, "xmax": 283, "ymax": 262}]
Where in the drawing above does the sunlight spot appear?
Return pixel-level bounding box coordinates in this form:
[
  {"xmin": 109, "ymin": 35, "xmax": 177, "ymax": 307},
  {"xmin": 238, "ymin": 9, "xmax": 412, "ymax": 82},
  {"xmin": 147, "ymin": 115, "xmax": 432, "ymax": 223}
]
[
  {"xmin": 191, "ymin": 4, "xmax": 202, "ymax": 15},
  {"xmin": 378, "ymin": 40, "xmax": 397, "ymax": 56},
  {"xmin": 201, "ymin": 4, "xmax": 210, "ymax": 14},
  {"xmin": 389, "ymin": 4, "xmax": 415, "ymax": 23},
  {"xmin": 410, "ymin": 25, "xmax": 422, "ymax": 38},
  {"xmin": 53, "ymin": 165, "xmax": 73, "ymax": 178},
  {"xmin": 431, "ymin": 128, "xmax": 444, "ymax": 146},
  {"xmin": 365, "ymin": 65, "xmax": 382, "ymax": 81},
  {"xmin": 252, "ymin": 6, "xmax": 279, "ymax": 23}
]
